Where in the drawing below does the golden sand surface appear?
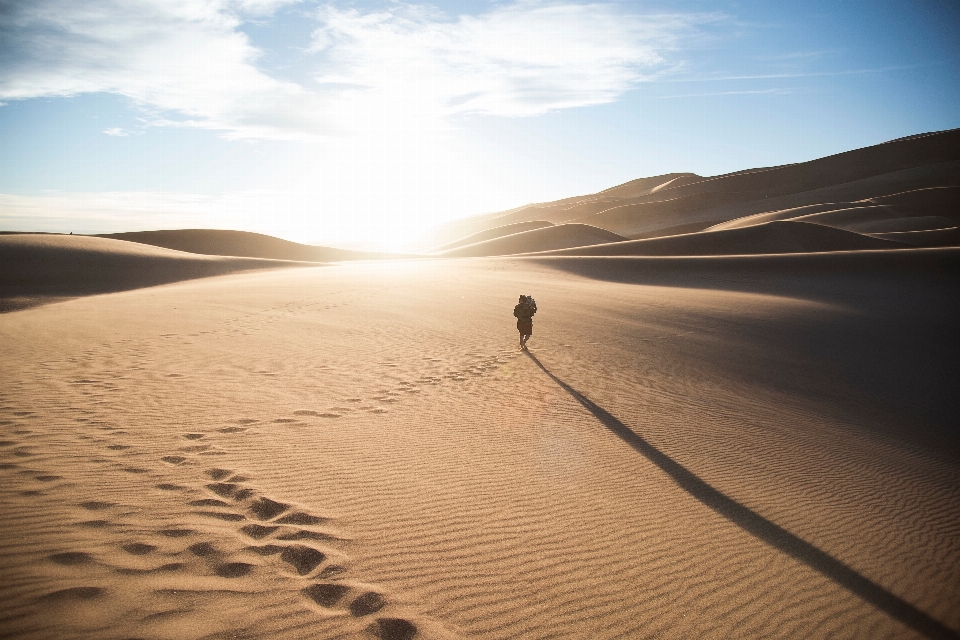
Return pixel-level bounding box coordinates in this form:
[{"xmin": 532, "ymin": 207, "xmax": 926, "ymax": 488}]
[{"xmin": 2, "ymin": 252, "xmax": 958, "ymax": 640}]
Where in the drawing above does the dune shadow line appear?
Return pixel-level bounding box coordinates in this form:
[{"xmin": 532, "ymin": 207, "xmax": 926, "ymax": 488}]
[{"xmin": 525, "ymin": 351, "xmax": 957, "ymax": 640}]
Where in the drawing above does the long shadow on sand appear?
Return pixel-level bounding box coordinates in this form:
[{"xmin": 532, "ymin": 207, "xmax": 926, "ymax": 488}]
[{"xmin": 526, "ymin": 350, "xmax": 958, "ymax": 640}]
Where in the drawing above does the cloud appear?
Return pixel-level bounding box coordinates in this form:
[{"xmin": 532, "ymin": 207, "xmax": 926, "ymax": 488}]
[
  {"xmin": 103, "ymin": 127, "xmax": 130, "ymax": 136},
  {"xmin": 0, "ymin": 0, "xmax": 712, "ymax": 139},
  {"xmin": 311, "ymin": 2, "xmax": 708, "ymax": 123},
  {"xmin": 0, "ymin": 0, "xmax": 328, "ymax": 140}
]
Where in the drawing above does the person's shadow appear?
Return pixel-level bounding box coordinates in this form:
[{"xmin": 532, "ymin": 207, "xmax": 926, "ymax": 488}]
[{"xmin": 524, "ymin": 350, "xmax": 957, "ymax": 640}]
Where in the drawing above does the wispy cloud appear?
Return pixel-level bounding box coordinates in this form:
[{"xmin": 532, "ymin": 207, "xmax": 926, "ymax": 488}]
[
  {"xmin": 0, "ymin": 0, "xmax": 328, "ymax": 140},
  {"xmin": 102, "ymin": 127, "xmax": 130, "ymax": 136},
  {"xmin": 310, "ymin": 3, "xmax": 715, "ymax": 122},
  {"xmin": 0, "ymin": 0, "xmax": 716, "ymax": 139}
]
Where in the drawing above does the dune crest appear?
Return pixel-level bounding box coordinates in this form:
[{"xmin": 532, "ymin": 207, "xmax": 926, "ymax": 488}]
[
  {"xmin": 436, "ymin": 223, "xmax": 626, "ymax": 257},
  {"xmin": 426, "ymin": 130, "xmax": 960, "ymax": 256},
  {"xmin": 99, "ymin": 229, "xmax": 405, "ymax": 262},
  {"xmin": 0, "ymin": 234, "xmax": 301, "ymax": 312}
]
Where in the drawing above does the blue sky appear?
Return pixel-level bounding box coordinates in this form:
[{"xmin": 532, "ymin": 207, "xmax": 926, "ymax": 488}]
[{"xmin": 1, "ymin": 0, "xmax": 958, "ymax": 249}]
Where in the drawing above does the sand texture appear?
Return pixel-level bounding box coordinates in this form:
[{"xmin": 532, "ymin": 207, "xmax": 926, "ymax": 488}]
[
  {"xmin": 2, "ymin": 247, "xmax": 960, "ymax": 639},
  {"xmin": 3, "ymin": 130, "xmax": 960, "ymax": 639}
]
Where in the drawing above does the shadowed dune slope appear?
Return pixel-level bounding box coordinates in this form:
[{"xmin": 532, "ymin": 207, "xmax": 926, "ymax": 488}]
[
  {"xmin": 709, "ymin": 187, "xmax": 960, "ymax": 233},
  {"xmin": 437, "ymin": 224, "xmax": 626, "ymax": 257},
  {"xmin": 430, "ymin": 220, "xmax": 554, "ymax": 253},
  {"xmin": 99, "ymin": 229, "xmax": 404, "ymax": 261},
  {"xmin": 535, "ymin": 220, "xmax": 905, "ymax": 257},
  {"xmin": 872, "ymin": 227, "xmax": 960, "ymax": 247},
  {"xmin": 0, "ymin": 234, "xmax": 300, "ymax": 311},
  {"xmin": 428, "ymin": 130, "xmax": 960, "ymax": 246}
]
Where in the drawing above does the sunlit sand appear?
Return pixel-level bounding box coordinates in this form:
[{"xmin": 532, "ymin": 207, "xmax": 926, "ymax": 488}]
[{"xmin": 2, "ymin": 131, "xmax": 959, "ymax": 639}]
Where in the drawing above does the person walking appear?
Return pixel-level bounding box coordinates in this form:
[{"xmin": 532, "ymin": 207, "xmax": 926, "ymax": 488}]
[{"xmin": 513, "ymin": 295, "xmax": 537, "ymax": 350}]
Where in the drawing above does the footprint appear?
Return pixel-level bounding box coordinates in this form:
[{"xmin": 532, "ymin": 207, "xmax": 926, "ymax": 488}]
[
  {"xmin": 274, "ymin": 418, "xmax": 299, "ymax": 424},
  {"xmin": 293, "ymin": 410, "xmax": 320, "ymax": 417},
  {"xmin": 218, "ymin": 427, "xmax": 247, "ymax": 434},
  {"xmin": 279, "ymin": 545, "xmax": 325, "ymax": 575},
  {"xmin": 233, "ymin": 488, "xmax": 255, "ymax": 501},
  {"xmin": 207, "ymin": 469, "xmax": 232, "ymax": 480},
  {"xmin": 122, "ymin": 543, "xmax": 157, "ymax": 556},
  {"xmin": 189, "ymin": 499, "xmax": 231, "ymax": 508},
  {"xmin": 366, "ymin": 618, "xmax": 418, "ymax": 640},
  {"xmin": 183, "ymin": 434, "xmax": 205, "ymax": 440},
  {"xmin": 207, "ymin": 483, "xmax": 238, "ymax": 497},
  {"xmin": 236, "ymin": 419, "xmax": 259, "ymax": 425},
  {"xmin": 277, "ymin": 530, "xmax": 338, "ymax": 542},
  {"xmin": 35, "ymin": 475, "xmax": 63, "ymax": 482},
  {"xmin": 156, "ymin": 483, "xmax": 185, "ymax": 491},
  {"xmin": 240, "ymin": 524, "xmax": 278, "ymax": 540},
  {"xmin": 303, "ymin": 583, "xmax": 350, "ymax": 607},
  {"xmin": 122, "ymin": 468, "xmax": 149, "ymax": 474},
  {"xmin": 319, "ymin": 413, "xmax": 342, "ymax": 419},
  {"xmin": 50, "ymin": 552, "xmax": 95, "ymax": 566},
  {"xmin": 159, "ymin": 529, "xmax": 195, "ymax": 538},
  {"xmin": 350, "ymin": 592, "xmax": 387, "ymax": 617},
  {"xmin": 107, "ymin": 445, "xmax": 131, "ymax": 450},
  {"xmin": 76, "ymin": 520, "xmax": 110, "ymax": 528},
  {"xmin": 275, "ymin": 512, "xmax": 326, "ymax": 526},
  {"xmin": 249, "ymin": 497, "xmax": 290, "ymax": 521},
  {"xmin": 161, "ymin": 456, "xmax": 187, "ymax": 465}
]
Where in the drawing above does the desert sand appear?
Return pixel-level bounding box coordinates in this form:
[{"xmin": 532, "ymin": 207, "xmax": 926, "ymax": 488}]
[{"xmin": 2, "ymin": 130, "xmax": 960, "ymax": 640}]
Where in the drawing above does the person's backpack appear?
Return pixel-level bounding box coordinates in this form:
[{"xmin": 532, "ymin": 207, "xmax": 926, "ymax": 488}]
[
  {"xmin": 514, "ymin": 296, "xmax": 537, "ymax": 319},
  {"xmin": 525, "ymin": 296, "xmax": 537, "ymax": 316}
]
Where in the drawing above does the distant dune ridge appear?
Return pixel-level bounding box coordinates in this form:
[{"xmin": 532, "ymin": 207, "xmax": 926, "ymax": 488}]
[
  {"xmin": 429, "ymin": 220, "xmax": 554, "ymax": 253},
  {"xmin": 0, "ymin": 234, "xmax": 301, "ymax": 312},
  {"xmin": 430, "ymin": 128, "xmax": 960, "ymax": 255},
  {"xmin": 435, "ymin": 224, "xmax": 626, "ymax": 257},
  {"xmin": 99, "ymin": 229, "xmax": 402, "ymax": 262},
  {"xmin": 2, "ymin": 128, "xmax": 959, "ymax": 309}
]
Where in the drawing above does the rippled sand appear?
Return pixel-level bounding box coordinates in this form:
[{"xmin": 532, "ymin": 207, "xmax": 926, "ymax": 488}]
[{"xmin": 1, "ymin": 252, "xmax": 958, "ymax": 639}]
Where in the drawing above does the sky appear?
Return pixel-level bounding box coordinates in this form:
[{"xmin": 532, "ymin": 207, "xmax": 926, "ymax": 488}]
[{"xmin": 1, "ymin": 0, "xmax": 959, "ymax": 251}]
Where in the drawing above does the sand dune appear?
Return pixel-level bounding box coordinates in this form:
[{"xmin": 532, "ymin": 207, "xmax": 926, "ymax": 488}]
[
  {"xmin": 709, "ymin": 187, "xmax": 960, "ymax": 233},
  {"xmin": 871, "ymin": 227, "xmax": 960, "ymax": 247},
  {"xmin": 429, "ymin": 221, "xmax": 554, "ymax": 253},
  {"xmin": 1, "ymin": 247, "xmax": 958, "ymax": 639},
  {"xmin": 3, "ymin": 130, "xmax": 960, "ymax": 639},
  {"xmin": 428, "ymin": 130, "xmax": 960, "ymax": 248},
  {"xmin": 435, "ymin": 223, "xmax": 626, "ymax": 257},
  {"xmin": 100, "ymin": 229, "xmax": 404, "ymax": 262},
  {"xmin": 535, "ymin": 220, "xmax": 904, "ymax": 257},
  {"xmin": 0, "ymin": 234, "xmax": 299, "ymax": 312}
]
